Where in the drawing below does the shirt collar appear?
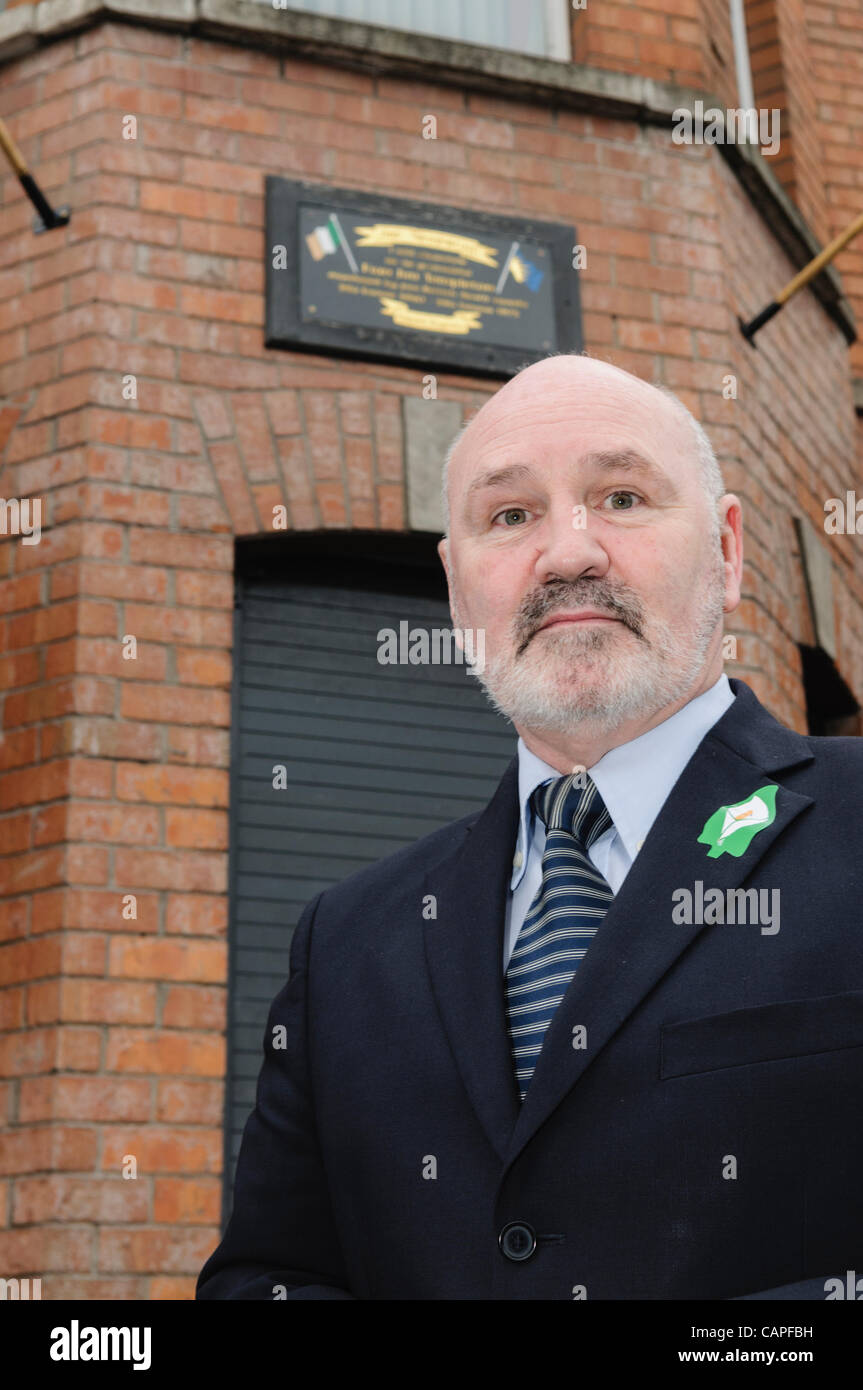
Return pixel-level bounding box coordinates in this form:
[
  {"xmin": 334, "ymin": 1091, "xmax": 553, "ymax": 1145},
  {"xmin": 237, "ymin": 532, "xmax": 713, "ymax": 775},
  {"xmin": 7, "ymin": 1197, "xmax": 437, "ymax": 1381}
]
[{"xmin": 510, "ymin": 673, "xmax": 736, "ymax": 889}]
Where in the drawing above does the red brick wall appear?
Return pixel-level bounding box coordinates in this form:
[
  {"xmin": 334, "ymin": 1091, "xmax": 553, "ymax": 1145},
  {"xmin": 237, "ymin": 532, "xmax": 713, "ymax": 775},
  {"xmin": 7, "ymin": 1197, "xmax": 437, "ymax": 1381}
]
[
  {"xmin": 571, "ymin": 0, "xmax": 706, "ymax": 85},
  {"xmin": 572, "ymin": 0, "xmax": 863, "ymax": 392},
  {"xmin": 0, "ymin": 16, "xmax": 861, "ymax": 1298},
  {"xmin": 700, "ymin": 0, "xmax": 738, "ymax": 107},
  {"xmin": 803, "ymin": 0, "xmax": 863, "ymax": 384},
  {"xmin": 569, "ymin": 0, "xmax": 750, "ymax": 105},
  {"xmin": 746, "ymin": 0, "xmax": 829, "ymax": 244},
  {"xmin": 715, "ymin": 150, "xmax": 862, "ymax": 703}
]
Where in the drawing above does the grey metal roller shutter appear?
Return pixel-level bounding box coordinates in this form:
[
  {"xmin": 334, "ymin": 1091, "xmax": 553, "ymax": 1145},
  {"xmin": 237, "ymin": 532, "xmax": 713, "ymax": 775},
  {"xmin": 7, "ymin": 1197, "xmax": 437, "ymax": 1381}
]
[{"xmin": 223, "ymin": 535, "xmax": 515, "ymax": 1216}]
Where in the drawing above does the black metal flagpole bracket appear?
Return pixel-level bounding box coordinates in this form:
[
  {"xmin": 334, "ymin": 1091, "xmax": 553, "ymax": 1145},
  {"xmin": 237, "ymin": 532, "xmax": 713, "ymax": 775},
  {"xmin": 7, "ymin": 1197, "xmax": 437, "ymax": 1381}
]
[{"xmin": 0, "ymin": 117, "xmax": 71, "ymax": 235}]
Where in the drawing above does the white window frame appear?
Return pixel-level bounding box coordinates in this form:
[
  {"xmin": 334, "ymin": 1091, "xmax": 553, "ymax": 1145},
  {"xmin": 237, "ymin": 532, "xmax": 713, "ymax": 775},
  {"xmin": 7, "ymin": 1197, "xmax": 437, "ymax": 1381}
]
[{"xmin": 269, "ymin": 1, "xmax": 572, "ymax": 62}]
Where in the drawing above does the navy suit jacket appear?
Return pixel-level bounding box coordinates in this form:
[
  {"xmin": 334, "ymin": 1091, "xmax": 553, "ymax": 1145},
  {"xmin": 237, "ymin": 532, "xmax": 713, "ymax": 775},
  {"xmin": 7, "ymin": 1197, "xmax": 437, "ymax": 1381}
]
[{"xmin": 197, "ymin": 677, "xmax": 863, "ymax": 1299}]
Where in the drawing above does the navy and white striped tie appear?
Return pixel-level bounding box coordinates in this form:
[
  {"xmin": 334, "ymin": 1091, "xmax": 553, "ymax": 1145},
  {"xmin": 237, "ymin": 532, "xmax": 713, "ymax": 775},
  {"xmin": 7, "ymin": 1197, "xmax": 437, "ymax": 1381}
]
[{"xmin": 505, "ymin": 774, "xmax": 614, "ymax": 1101}]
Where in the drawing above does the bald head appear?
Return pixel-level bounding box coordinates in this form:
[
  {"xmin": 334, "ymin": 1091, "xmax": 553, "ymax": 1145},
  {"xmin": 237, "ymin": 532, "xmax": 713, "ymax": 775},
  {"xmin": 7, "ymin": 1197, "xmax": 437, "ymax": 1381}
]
[
  {"xmin": 441, "ymin": 353, "xmax": 723, "ymax": 536},
  {"xmin": 434, "ymin": 349, "xmax": 743, "ymax": 763}
]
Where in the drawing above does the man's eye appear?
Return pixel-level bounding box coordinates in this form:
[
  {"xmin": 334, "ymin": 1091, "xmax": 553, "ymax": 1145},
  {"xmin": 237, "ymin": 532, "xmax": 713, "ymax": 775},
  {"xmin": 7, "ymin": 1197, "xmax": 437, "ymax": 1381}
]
[
  {"xmin": 604, "ymin": 491, "xmax": 641, "ymax": 511},
  {"xmin": 493, "ymin": 508, "xmax": 529, "ymax": 526}
]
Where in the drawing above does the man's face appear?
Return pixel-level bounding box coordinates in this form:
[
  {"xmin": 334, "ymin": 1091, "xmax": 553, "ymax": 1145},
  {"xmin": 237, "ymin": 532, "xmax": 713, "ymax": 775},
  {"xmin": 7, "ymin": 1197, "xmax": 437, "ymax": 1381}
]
[{"xmin": 438, "ymin": 362, "xmax": 741, "ymax": 739}]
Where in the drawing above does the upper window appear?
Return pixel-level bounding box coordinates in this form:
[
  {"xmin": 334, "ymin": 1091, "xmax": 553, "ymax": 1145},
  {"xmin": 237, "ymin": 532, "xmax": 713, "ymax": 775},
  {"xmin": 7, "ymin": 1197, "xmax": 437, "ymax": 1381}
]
[{"xmin": 269, "ymin": 0, "xmax": 572, "ymax": 61}]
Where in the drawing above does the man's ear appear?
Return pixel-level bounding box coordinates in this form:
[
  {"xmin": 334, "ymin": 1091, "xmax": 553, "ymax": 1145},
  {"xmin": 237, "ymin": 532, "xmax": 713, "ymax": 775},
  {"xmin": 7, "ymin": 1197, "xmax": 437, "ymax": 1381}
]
[
  {"xmin": 719, "ymin": 495, "xmax": 743, "ymax": 614},
  {"xmin": 437, "ymin": 536, "xmax": 449, "ymax": 582},
  {"xmin": 437, "ymin": 537, "xmax": 458, "ymax": 632}
]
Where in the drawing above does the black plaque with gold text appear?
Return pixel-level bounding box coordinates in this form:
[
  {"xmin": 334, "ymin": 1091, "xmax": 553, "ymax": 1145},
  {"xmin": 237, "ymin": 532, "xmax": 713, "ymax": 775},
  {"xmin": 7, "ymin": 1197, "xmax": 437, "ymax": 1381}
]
[{"xmin": 265, "ymin": 178, "xmax": 581, "ymax": 376}]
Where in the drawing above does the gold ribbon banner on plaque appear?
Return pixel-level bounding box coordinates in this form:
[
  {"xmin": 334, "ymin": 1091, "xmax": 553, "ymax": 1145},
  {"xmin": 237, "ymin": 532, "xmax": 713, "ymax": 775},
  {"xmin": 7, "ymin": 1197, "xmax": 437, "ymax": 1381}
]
[
  {"xmin": 378, "ymin": 299, "xmax": 484, "ymax": 334},
  {"xmin": 354, "ymin": 224, "xmax": 499, "ymax": 267}
]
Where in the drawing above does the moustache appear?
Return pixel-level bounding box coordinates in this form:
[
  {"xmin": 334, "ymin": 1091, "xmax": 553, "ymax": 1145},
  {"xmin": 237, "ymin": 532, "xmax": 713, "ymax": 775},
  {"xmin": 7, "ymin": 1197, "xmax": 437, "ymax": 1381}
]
[{"xmin": 514, "ymin": 580, "xmax": 645, "ymax": 656}]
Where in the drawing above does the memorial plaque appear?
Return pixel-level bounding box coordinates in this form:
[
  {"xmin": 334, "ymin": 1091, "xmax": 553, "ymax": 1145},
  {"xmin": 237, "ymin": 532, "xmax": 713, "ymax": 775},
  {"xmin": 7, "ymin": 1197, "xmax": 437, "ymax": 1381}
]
[{"xmin": 265, "ymin": 178, "xmax": 581, "ymax": 376}]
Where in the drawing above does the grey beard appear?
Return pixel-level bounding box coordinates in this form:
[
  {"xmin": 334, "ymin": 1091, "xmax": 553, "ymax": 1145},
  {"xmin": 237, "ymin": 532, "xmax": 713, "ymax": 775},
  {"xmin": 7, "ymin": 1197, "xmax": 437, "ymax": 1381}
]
[{"xmin": 456, "ymin": 553, "xmax": 727, "ymax": 737}]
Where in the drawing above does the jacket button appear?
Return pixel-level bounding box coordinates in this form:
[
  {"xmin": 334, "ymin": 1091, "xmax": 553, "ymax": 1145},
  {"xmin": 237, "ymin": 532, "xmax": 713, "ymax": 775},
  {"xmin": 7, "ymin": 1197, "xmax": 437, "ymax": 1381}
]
[{"xmin": 499, "ymin": 1221, "xmax": 537, "ymax": 1262}]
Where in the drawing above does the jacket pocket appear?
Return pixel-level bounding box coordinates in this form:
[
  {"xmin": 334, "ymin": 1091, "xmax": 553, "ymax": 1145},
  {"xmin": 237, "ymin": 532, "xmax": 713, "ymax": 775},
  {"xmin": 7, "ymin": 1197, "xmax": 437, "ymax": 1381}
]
[{"xmin": 660, "ymin": 990, "xmax": 863, "ymax": 1079}]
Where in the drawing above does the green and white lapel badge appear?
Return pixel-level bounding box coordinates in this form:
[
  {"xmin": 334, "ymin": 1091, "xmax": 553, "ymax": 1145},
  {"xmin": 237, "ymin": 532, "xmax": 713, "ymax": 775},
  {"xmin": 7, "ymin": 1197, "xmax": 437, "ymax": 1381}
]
[{"xmin": 697, "ymin": 784, "xmax": 779, "ymax": 858}]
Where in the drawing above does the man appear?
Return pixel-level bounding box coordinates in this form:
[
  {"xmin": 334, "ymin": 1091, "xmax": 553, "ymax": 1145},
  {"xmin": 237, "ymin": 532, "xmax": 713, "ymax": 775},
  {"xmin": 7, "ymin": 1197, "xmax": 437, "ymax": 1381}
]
[{"xmin": 197, "ymin": 354, "xmax": 863, "ymax": 1301}]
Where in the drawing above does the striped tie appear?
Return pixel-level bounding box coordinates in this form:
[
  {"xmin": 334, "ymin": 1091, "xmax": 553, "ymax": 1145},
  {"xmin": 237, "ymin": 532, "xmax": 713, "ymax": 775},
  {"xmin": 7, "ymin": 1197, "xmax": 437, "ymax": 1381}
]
[{"xmin": 505, "ymin": 774, "xmax": 614, "ymax": 1101}]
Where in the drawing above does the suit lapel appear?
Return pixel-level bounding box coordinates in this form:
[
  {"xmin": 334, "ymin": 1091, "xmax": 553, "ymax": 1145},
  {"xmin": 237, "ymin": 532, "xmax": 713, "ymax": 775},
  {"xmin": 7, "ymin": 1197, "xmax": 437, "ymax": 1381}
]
[
  {"xmin": 504, "ymin": 677, "xmax": 815, "ymax": 1168},
  {"xmin": 422, "ymin": 757, "xmax": 522, "ymax": 1163},
  {"xmin": 421, "ymin": 679, "xmax": 816, "ymax": 1173}
]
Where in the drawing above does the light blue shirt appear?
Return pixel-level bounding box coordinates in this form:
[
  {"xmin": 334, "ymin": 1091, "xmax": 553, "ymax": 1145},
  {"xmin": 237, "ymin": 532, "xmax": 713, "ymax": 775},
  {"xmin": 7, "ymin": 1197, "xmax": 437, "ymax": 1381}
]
[{"xmin": 504, "ymin": 674, "xmax": 736, "ymax": 971}]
